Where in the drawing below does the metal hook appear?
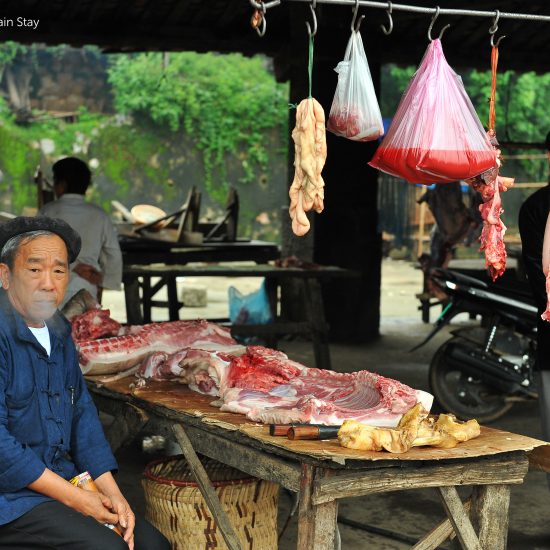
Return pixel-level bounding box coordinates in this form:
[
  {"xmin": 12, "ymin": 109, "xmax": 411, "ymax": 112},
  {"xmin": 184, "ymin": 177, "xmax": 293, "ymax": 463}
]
[
  {"xmin": 351, "ymin": 0, "xmax": 365, "ymax": 32},
  {"xmin": 489, "ymin": 10, "xmax": 506, "ymax": 47},
  {"xmin": 381, "ymin": 1, "xmax": 393, "ymax": 35},
  {"xmin": 252, "ymin": 2, "xmax": 267, "ymax": 37},
  {"xmin": 428, "ymin": 6, "xmax": 450, "ymax": 41},
  {"xmin": 306, "ymin": 0, "xmax": 317, "ymax": 37}
]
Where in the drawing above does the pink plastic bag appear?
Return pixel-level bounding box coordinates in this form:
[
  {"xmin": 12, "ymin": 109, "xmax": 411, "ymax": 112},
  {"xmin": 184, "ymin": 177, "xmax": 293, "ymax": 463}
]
[
  {"xmin": 327, "ymin": 30, "xmax": 384, "ymax": 142},
  {"xmin": 369, "ymin": 39, "xmax": 496, "ymax": 184}
]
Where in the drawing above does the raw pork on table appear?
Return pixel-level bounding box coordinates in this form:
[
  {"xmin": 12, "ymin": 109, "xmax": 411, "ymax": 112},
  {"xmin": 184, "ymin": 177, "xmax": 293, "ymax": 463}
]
[
  {"xmin": 137, "ymin": 345, "xmax": 433, "ymax": 427},
  {"xmin": 78, "ymin": 319, "xmax": 238, "ymax": 375},
  {"xmin": 75, "ymin": 310, "xmax": 433, "ymax": 427}
]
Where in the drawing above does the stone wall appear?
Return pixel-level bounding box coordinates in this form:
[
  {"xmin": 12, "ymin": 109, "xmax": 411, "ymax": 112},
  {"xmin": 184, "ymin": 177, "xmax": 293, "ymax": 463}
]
[{"xmin": 2, "ymin": 47, "xmax": 113, "ymax": 114}]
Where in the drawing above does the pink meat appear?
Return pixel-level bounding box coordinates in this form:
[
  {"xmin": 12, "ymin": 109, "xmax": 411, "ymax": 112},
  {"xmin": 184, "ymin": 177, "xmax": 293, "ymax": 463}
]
[
  {"xmin": 542, "ymin": 270, "xmax": 550, "ymax": 322},
  {"xmin": 467, "ymin": 130, "xmax": 513, "ymax": 281},
  {"xmin": 137, "ymin": 344, "xmax": 433, "ymax": 427},
  {"xmin": 78, "ymin": 319, "xmax": 237, "ymax": 375},
  {"xmin": 220, "ymin": 367, "xmax": 432, "ymax": 427},
  {"xmin": 71, "ymin": 309, "xmax": 122, "ymax": 342},
  {"xmin": 225, "ymin": 346, "xmax": 304, "ymax": 392}
]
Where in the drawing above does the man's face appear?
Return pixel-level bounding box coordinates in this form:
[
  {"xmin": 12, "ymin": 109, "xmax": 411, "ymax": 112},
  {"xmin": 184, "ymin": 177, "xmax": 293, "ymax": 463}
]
[{"xmin": 0, "ymin": 234, "xmax": 69, "ymax": 327}]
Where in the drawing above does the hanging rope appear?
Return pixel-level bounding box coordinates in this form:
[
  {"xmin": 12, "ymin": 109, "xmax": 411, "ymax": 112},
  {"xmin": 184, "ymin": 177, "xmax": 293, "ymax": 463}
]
[
  {"xmin": 308, "ymin": 34, "xmax": 314, "ymax": 98},
  {"xmin": 488, "ymin": 45, "xmax": 498, "ymax": 130}
]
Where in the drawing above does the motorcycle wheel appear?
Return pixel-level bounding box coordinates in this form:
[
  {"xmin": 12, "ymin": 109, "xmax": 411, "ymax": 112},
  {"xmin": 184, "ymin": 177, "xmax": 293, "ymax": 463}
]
[{"xmin": 429, "ymin": 336, "xmax": 514, "ymax": 423}]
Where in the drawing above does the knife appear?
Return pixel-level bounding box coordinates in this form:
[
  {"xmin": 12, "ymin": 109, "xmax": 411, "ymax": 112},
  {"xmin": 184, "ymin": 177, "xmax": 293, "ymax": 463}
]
[
  {"xmin": 287, "ymin": 425, "xmax": 341, "ymax": 440},
  {"xmin": 269, "ymin": 423, "xmax": 327, "ymax": 436}
]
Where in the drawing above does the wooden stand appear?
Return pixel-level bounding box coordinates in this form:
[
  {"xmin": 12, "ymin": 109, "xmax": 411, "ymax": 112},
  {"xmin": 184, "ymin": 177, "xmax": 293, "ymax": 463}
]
[{"xmin": 88, "ymin": 381, "xmax": 548, "ymax": 550}]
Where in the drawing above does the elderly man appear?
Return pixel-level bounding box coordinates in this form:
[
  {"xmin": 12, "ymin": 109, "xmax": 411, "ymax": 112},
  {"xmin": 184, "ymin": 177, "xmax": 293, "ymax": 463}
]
[{"xmin": 0, "ymin": 217, "xmax": 169, "ymax": 550}]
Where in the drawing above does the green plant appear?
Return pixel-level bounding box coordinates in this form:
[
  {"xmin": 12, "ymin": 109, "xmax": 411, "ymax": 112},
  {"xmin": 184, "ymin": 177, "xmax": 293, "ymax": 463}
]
[{"xmin": 108, "ymin": 52, "xmax": 288, "ymax": 202}]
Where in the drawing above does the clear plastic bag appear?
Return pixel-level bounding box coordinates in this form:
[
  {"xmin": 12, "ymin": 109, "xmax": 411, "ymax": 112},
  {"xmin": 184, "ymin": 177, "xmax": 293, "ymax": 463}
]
[
  {"xmin": 228, "ymin": 280, "xmax": 273, "ymax": 325},
  {"xmin": 327, "ymin": 30, "xmax": 384, "ymax": 142},
  {"xmin": 369, "ymin": 39, "xmax": 496, "ymax": 184}
]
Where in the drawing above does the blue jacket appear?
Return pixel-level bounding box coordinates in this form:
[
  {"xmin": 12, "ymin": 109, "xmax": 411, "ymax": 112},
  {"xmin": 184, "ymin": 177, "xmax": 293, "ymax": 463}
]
[{"xmin": 0, "ymin": 290, "xmax": 117, "ymax": 525}]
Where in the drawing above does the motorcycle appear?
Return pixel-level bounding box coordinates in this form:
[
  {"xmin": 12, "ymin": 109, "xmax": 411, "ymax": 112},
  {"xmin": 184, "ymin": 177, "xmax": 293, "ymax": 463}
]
[{"xmin": 413, "ymin": 268, "xmax": 539, "ymax": 422}]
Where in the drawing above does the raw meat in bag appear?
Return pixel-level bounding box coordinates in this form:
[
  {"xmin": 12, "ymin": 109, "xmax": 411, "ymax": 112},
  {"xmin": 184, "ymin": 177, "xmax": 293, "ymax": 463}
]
[
  {"xmin": 327, "ymin": 30, "xmax": 384, "ymax": 142},
  {"xmin": 369, "ymin": 39, "xmax": 497, "ymax": 184}
]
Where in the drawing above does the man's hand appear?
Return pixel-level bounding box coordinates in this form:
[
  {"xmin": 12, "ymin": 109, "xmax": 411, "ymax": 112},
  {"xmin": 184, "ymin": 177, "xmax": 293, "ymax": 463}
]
[
  {"xmin": 28, "ymin": 469, "xmax": 120, "ymax": 527},
  {"xmin": 95, "ymin": 471, "xmax": 136, "ymax": 549},
  {"xmin": 71, "ymin": 488, "xmax": 120, "ymax": 526},
  {"xmin": 108, "ymin": 492, "xmax": 136, "ymax": 549},
  {"xmin": 73, "ymin": 263, "xmax": 103, "ymax": 286}
]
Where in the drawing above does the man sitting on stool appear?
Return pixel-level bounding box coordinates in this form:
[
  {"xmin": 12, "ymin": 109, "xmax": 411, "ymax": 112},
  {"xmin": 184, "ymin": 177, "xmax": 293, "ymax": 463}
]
[{"xmin": 0, "ymin": 216, "xmax": 169, "ymax": 550}]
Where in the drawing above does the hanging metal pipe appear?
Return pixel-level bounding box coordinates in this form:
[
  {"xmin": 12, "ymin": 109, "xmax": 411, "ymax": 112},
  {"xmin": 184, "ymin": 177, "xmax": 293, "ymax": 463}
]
[{"xmin": 248, "ymin": 0, "xmax": 550, "ymax": 23}]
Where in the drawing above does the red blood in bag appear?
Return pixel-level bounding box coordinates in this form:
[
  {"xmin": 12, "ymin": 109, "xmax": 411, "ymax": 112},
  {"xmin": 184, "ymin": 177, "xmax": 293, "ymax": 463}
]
[{"xmin": 369, "ymin": 147, "xmax": 497, "ymax": 185}]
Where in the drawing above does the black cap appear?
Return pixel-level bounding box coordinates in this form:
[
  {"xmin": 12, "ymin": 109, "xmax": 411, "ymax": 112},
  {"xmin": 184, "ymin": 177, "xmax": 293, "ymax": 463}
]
[{"xmin": 0, "ymin": 216, "xmax": 81, "ymax": 263}]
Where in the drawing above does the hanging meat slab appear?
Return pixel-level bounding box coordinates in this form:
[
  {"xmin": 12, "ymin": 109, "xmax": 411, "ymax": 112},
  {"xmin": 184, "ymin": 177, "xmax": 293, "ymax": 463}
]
[
  {"xmin": 288, "ymin": 97, "xmax": 327, "ymax": 236},
  {"xmin": 466, "ymin": 130, "xmax": 514, "ymax": 281}
]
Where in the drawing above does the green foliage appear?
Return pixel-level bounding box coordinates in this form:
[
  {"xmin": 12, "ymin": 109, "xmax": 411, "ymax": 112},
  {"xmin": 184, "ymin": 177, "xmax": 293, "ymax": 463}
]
[
  {"xmin": 0, "ymin": 108, "xmax": 106, "ymax": 213},
  {"xmin": 91, "ymin": 121, "xmax": 173, "ymax": 211},
  {"xmin": 107, "ymin": 52, "xmax": 288, "ymax": 202},
  {"xmin": 0, "ymin": 125, "xmax": 39, "ymax": 212},
  {"xmin": 0, "ymin": 41, "xmax": 26, "ymax": 68}
]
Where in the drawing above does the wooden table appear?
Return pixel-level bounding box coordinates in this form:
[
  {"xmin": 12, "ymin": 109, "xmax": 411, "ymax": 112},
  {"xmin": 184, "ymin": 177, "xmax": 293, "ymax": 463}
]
[
  {"xmin": 88, "ymin": 379, "xmax": 548, "ymax": 550},
  {"xmin": 122, "ymin": 264, "xmax": 358, "ymax": 371},
  {"xmin": 120, "ymin": 238, "xmax": 280, "ymax": 267}
]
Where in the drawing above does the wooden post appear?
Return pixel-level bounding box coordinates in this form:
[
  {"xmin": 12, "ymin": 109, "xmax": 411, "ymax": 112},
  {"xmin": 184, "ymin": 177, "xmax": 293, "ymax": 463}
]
[
  {"xmin": 470, "ymin": 485, "xmax": 511, "ymax": 550},
  {"xmin": 303, "ymin": 278, "xmax": 332, "ymax": 370},
  {"xmin": 167, "ymin": 275, "xmax": 180, "ymax": 321},
  {"xmin": 172, "ymin": 424, "xmax": 243, "ymax": 550},
  {"xmin": 418, "ymin": 199, "xmax": 427, "ymax": 257},
  {"xmin": 122, "ymin": 275, "xmax": 143, "ymax": 324},
  {"xmin": 411, "ymin": 499, "xmax": 471, "ymax": 550},
  {"xmin": 438, "ymin": 486, "xmax": 482, "ymax": 550},
  {"xmin": 297, "ymin": 464, "xmax": 338, "ymax": 550}
]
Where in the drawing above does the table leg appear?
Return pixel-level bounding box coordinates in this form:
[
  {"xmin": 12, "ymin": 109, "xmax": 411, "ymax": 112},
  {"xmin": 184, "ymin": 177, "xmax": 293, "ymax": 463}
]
[
  {"xmin": 297, "ymin": 464, "xmax": 338, "ymax": 550},
  {"xmin": 264, "ymin": 278, "xmax": 279, "ymax": 349},
  {"xmin": 167, "ymin": 275, "xmax": 180, "ymax": 321},
  {"xmin": 142, "ymin": 276, "xmax": 152, "ymax": 324},
  {"xmin": 470, "ymin": 485, "xmax": 510, "ymax": 550},
  {"xmin": 172, "ymin": 424, "xmax": 243, "ymax": 550},
  {"xmin": 123, "ymin": 275, "xmax": 143, "ymax": 325},
  {"xmin": 438, "ymin": 486, "xmax": 481, "ymax": 550},
  {"xmin": 303, "ymin": 278, "xmax": 332, "ymax": 371}
]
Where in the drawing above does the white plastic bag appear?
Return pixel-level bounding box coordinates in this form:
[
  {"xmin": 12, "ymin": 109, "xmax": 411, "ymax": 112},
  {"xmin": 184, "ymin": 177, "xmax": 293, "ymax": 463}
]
[{"xmin": 327, "ymin": 30, "xmax": 384, "ymax": 142}]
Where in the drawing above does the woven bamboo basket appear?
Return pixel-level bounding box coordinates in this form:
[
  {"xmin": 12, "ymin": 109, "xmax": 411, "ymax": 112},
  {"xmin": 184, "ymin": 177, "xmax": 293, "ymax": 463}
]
[{"xmin": 142, "ymin": 455, "xmax": 279, "ymax": 550}]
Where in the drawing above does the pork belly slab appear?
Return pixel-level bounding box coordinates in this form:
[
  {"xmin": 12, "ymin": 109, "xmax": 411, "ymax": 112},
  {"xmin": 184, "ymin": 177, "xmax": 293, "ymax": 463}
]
[{"xmin": 78, "ymin": 319, "xmax": 237, "ymax": 375}]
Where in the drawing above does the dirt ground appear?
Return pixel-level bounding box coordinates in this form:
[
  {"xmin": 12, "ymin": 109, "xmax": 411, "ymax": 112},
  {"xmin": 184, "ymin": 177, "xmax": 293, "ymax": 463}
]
[{"xmin": 102, "ymin": 259, "xmax": 550, "ymax": 549}]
